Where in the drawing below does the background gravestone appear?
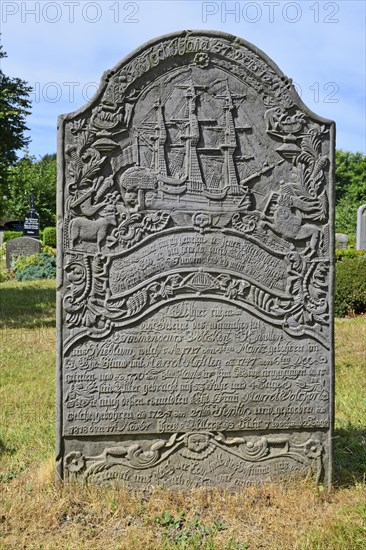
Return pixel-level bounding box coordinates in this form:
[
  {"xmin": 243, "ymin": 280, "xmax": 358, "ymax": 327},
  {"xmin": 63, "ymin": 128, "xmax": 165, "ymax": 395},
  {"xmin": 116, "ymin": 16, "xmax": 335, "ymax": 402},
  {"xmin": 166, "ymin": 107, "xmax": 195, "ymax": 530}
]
[
  {"xmin": 57, "ymin": 31, "xmax": 335, "ymax": 488},
  {"xmin": 23, "ymin": 194, "xmax": 40, "ymax": 239},
  {"xmin": 335, "ymin": 233, "xmax": 348, "ymax": 250},
  {"xmin": 6, "ymin": 236, "xmax": 41, "ymax": 269},
  {"xmin": 356, "ymin": 204, "xmax": 366, "ymax": 250}
]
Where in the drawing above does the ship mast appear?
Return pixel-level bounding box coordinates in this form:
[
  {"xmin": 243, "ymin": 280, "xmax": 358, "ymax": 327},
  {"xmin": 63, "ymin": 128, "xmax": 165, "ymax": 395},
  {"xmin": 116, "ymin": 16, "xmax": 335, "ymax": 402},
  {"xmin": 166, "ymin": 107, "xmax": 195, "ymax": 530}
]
[
  {"xmin": 151, "ymin": 98, "xmax": 168, "ymax": 176},
  {"xmin": 177, "ymin": 78, "xmax": 204, "ymax": 194},
  {"xmin": 218, "ymin": 80, "xmax": 240, "ymax": 195}
]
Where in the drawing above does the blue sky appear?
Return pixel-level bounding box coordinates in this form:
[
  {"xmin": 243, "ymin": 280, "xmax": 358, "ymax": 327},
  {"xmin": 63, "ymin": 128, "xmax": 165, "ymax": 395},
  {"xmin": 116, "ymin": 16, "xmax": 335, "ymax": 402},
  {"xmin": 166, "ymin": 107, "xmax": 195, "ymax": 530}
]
[{"xmin": 1, "ymin": 0, "xmax": 365, "ymax": 158}]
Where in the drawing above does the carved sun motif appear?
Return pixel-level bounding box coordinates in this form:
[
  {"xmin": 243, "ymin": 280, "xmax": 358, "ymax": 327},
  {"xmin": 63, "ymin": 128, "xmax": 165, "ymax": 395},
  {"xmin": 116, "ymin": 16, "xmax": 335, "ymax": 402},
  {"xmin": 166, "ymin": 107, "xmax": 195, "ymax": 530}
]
[{"xmin": 184, "ymin": 271, "xmax": 218, "ymax": 293}]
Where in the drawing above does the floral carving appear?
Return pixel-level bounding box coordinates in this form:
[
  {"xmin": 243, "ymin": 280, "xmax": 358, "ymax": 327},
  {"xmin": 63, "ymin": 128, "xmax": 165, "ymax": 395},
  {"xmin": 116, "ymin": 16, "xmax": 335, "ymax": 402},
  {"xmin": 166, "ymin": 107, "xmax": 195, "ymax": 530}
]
[
  {"xmin": 63, "ymin": 259, "xmax": 330, "ymax": 350},
  {"xmin": 193, "ymin": 52, "xmax": 210, "ymax": 68},
  {"xmin": 65, "ymin": 451, "xmax": 86, "ymax": 476},
  {"xmin": 303, "ymin": 439, "xmax": 323, "ymax": 459},
  {"xmin": 108, "ymin": 211, "xmax": 171, "ymax": 249}
]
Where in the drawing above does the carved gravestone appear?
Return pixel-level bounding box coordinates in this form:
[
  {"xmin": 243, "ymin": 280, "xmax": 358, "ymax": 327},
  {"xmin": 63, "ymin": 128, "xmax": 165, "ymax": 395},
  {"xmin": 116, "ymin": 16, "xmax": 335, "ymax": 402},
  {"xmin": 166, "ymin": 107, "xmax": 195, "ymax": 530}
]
[
  {"xmin": 6, "ymin": 236, "xmax": 41, "ymax": 269},
  {"xmin": 356, "ymin": 204, "xmax": 366, "ymax": 250},
  {"xmin": 57, "ymin": 31, "xmax": 335, "ymax": 488}
]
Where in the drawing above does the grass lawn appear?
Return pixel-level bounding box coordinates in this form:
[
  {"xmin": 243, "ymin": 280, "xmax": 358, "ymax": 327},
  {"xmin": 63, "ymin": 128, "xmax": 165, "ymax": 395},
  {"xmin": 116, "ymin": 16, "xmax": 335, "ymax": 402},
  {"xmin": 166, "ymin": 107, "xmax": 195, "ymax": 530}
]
[
  {"xmin": 0, "ymin": 280, "xmax": 365, "ymax": 549},
  {"xmin": 0, "ymin": 279, "xmax": 56, "ymax": 329}
]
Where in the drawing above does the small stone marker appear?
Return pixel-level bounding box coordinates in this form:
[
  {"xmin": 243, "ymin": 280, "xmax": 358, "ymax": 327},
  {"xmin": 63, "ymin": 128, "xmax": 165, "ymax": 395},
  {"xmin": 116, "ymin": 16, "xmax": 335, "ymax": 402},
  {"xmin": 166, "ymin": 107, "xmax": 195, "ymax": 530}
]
[
  {"xmin": 356, "ymin": 204, "xmax": 366, "ymax": 250},
  {"xmin": 335, "ymin": 233, "xmax": 348, "ymax": 249},
  {"xmin": 57, "ymin": 31, "xmax": 335, "ymax": 488},
  {"xmin": 6, "ymin": 236, "xmax": 41, "ymax": 269},
  {"xmin": 23, "ymin": 194, "xmax": 40, "ymax": 239}
]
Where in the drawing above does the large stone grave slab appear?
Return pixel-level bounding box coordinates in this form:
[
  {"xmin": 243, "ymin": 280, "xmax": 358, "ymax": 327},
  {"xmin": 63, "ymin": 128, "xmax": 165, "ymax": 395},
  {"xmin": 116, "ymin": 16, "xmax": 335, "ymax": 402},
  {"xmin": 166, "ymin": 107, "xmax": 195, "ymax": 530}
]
[
  {"xmin": 57, "ymin": 31, "xmax": 335, "ymax": 488},
  {"xmin": 6, "ymin": 236, "xmax": 41, "ymax": 269}
]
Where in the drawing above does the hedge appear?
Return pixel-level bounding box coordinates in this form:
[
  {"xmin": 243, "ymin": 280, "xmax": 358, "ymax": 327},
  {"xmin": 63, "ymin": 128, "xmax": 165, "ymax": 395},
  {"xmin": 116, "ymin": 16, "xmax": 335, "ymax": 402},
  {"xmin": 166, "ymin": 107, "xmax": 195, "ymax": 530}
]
[
  {"xmin": 335, "ymin": 248, "xmax": 366, "ymax": 262},
  {"xmin": 3, "ymin": 231, "xmax": 23, "ymax": 242},
  {"xmin": 335, "ymin": 257, "xmax": 366, "ymax": 317},
  {"xmin": 43, "ymin": 226, "xmax": 57, "ymax": 248}
]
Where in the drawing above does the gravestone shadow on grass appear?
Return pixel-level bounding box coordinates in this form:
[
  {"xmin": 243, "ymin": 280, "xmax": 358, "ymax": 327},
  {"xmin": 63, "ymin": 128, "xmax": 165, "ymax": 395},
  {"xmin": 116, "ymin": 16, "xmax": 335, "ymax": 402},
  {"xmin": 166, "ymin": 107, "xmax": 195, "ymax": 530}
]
[
  {"xmin": 333, "ymin": 427, "xmax": 366, "ymax": 487},
  {"xmin": 0, "ymin": 282, "xmax": 56, "ymax": 329}
]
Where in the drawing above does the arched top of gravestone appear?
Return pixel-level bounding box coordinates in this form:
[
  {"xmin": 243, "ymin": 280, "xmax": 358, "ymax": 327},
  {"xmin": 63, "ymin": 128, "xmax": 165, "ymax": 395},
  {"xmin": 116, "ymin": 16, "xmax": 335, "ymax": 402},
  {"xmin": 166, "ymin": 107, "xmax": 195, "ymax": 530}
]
[{"xmin": 58, "ymin": 30, "xmax": 334, "ymax": 126}]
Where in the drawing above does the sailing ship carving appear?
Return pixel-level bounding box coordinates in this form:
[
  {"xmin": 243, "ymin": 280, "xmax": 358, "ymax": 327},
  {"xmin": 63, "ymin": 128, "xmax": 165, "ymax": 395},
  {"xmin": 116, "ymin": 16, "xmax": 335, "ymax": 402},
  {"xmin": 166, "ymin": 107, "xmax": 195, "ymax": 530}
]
[{"xmin": 129, "ymin": 74, "xmax": 260, "ymax": 210}]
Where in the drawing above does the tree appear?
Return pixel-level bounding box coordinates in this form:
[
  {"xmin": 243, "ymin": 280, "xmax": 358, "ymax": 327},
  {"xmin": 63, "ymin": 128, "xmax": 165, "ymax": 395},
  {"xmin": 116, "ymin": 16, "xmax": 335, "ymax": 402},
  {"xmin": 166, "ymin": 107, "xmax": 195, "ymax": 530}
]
[
  {"xmin": 4, "ymin": 154, "xmax": 57, "ymax": 227},
  {"xmin": 0, "ymin": 41, "xmax": 32, "ymax": 212},
  {"xmin": 335, "ymin": 150, "xmax": 366, "ymax": 235}
]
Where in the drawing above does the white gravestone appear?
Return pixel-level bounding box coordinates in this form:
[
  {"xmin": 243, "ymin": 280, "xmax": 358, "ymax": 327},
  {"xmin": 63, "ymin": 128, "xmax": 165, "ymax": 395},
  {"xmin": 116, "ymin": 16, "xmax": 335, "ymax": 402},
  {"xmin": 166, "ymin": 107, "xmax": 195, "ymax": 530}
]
[{"xmin": 356, "ymin": 205, "xmax": 366, "ymax": 250}]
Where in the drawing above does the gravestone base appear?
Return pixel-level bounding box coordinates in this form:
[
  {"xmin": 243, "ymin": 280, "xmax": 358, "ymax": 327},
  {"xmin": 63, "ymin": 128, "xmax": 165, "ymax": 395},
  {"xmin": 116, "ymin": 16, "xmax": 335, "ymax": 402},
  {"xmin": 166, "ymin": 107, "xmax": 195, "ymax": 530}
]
[{"xmin": 63, "ymin": 430, "xmax": 328, "ymax": 489}]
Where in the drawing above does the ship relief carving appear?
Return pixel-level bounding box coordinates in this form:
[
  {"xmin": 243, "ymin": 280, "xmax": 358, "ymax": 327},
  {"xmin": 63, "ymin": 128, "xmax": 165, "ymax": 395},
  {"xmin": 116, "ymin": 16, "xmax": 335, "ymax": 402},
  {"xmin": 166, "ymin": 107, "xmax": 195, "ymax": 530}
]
[{"xmin": 61, "ymin": 34, "xmax": 331, "ymax": 350}]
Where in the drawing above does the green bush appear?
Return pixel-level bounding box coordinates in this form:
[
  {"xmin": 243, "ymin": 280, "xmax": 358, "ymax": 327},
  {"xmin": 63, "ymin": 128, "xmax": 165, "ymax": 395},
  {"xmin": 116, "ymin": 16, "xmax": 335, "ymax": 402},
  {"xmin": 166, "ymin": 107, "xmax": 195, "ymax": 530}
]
[
  {"xmin": 42, "ymin": 245, "xmax": 56, "ymax": 256},
  {"xmin": 43, "ymin": 227, "xmax": 56, "ymax": 247},
  {"xmin": 3, "ymin": 231, "xmax": 23, "ymax": 242},
  {"xmin": 335, "ymin": 257, "xmax": 366, "ymax": 317},
  {"xmin": 14, "ymin": 253, "xmax": 56, "ymax": 282},
  {"xmin": 0, "ymin": 268, "xmax": 11, "ymax": 283},
  {"xmin": 335, "ymin": 248, "xmax": 366, "ymax": 262}
]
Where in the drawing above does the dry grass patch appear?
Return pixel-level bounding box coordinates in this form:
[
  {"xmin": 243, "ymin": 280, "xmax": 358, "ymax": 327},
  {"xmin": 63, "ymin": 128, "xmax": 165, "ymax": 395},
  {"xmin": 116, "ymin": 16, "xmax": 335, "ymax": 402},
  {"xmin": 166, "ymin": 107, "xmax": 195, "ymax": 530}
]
[{"xmin": 1, "ymin": 463, "xmax": 365, "ymax": 549}]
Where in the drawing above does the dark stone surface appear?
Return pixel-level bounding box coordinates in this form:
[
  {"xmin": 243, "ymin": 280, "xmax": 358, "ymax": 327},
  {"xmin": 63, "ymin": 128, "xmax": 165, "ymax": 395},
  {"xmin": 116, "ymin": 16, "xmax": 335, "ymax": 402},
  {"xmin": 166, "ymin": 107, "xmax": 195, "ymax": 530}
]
[
  {"xmin": 23, "ymin": 211, "xmax": 40, "ymax": 238},
  {"xmin": 23, "ymin": 195, "xmax": 40, "ymax": 238},
  {"xmin": 57, "ymin": 31, "xmax": 335, "ymax": 488}
]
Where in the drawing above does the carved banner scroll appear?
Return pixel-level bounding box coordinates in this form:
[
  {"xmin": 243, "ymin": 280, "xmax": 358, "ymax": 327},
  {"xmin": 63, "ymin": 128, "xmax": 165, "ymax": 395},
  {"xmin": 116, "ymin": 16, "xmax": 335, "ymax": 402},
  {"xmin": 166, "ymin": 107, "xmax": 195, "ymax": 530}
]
[{"xmin": 57, "ymin": 31, "xmax": 335, "ymax": 488}]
